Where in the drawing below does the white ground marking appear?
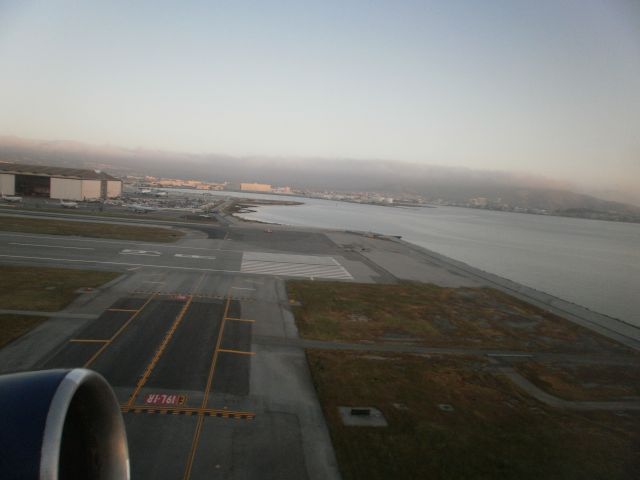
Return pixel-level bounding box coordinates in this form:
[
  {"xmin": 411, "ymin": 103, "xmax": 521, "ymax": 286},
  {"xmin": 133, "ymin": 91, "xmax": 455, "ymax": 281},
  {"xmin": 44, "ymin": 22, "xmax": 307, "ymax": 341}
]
[
  {"xmin": 0, "ymin": 253, "xmax": 354, "ymax": 280},
  {"xmin": 243, "ymin": 251, "xmax": 340, "ymax": 266},
  {"xmin": 241, "ymin": 252, "xmax": 352, "ymax": 280},
  {"xmin": 0, "ymin": 232, "xmax": 241, "ymax": 253},
  {"xmin": 8, "ymin": 242, "xmax": 95, "ymax": 250},
  {"xmin": 120, "ymin": 249, "xmax": 162, "ymax": 256},
  {"xmin": 0, "ymin": 254, "xmax": 241, "ymax": 273},
  {"xmin": 174, "ymin": 254, "xmax": 216, "ymax": 260}
]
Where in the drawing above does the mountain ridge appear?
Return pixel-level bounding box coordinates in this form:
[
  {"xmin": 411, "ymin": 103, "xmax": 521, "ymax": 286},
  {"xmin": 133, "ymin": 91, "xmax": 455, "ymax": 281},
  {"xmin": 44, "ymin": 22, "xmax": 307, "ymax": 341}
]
[{"xmin": 1, "ymin": 135, "xmax": 638, "ymax": 219}]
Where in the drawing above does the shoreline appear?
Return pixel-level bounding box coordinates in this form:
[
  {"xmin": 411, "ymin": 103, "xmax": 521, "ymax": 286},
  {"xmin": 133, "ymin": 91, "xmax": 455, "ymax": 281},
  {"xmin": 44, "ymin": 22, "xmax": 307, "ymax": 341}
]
[
  {"xmin": 391, "ymin": 236, "xmax": 640, "ymax": 350},
  {"xmin": 231, "ymin": 211, "xmax": 640, "ymax": 350},
  {"xmin": 159, "ymin": 186, "xmax": 640, "ymax": 225}
]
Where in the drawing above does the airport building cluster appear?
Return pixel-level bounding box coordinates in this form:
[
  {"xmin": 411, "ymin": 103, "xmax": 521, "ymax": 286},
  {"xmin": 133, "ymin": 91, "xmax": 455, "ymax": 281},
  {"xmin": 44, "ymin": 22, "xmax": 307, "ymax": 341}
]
[
  {"xmin": 126, "ymin": 175, "xmax": 293, "ymax": 195},
  {"xmin": 0, "ymin": 163, "xmax": 122, "ymax": 201}
]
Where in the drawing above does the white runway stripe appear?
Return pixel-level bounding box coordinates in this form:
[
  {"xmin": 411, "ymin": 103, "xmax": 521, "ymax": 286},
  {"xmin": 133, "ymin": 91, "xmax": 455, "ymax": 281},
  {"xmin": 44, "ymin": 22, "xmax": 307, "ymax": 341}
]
[
  {"xmin": 241, "ymin": 264, "xmax": 347, "ymax": 275},
  {"xmin": 240, "ymin": 256, "xmax": 353, "ymax": 279},
  {"xmin": 243, "ymin": 251, "xmax": 340, "ymax": 266},
  {"xmin": 241, "ymin": 261, "xmax": 345, "ymax": 273},
  {"xmin": 241, "ymin": 267, "xmax": 350, "ymax": 278}
]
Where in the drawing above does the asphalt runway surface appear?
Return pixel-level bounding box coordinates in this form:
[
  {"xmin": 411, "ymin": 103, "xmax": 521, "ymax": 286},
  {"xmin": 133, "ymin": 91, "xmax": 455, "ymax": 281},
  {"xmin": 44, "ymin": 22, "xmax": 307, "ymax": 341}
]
[
  {"xmin": 0, "ymin": 230, "xmax": 354, "ymax": 280},
  {"xmin": 33, "ymin": 281, "xmax": 318, "ymax": 479},
  {"xmin": 6, "ymin": 210, "xmax": 558, "ymax": 479},
  {"xmin": 2, "ymin": 209, "xmax": 639, "ymax": 479},
  {"xmin": 0, "ymin": 217, "xmax": 352, "ymax": 479},
  {"xmin": 37, "ymin": 290, "xmax": 255, "ymax": 474}
]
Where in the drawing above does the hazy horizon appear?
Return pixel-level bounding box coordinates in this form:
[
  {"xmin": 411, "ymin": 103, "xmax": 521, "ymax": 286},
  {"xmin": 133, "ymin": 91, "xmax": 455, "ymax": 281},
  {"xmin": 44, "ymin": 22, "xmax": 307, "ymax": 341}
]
[
  {"xmin": 3, "ymin": 132, "xmax": 640, "ymax": 209},
  {"xmin": 1, "ymin": 1, "xmax": 638, "ymax": 196}
]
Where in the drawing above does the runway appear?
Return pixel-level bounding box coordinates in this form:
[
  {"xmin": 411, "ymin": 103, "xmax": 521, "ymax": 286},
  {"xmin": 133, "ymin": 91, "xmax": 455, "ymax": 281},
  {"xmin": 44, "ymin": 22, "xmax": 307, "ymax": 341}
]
[
  {"xmin": 22, "ymin": 270, "xmax": 327, "ymax": 479},
  {"xmin": 0, "ymin": 231, "xmax": 353, "ymax": 280},
  {"xmin": 37, "ymin": 287, "xmax": 266, "ymax": 478},
  {"xmin": 0, "ymin": 220, "xmax": 357, "ymax": 480}
]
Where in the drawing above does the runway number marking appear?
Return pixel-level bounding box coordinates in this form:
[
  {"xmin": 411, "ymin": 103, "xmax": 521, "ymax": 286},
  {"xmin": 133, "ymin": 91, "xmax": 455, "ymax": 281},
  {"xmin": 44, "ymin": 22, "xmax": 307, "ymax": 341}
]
[
  {"xmin": 174, "ymin": 253, "xmax": 216, "ymax": 260},
  {"xmin": 120, "ymin": 249, "xmax": 162, "ymax": 256},
  {"xmin": 144, "ymin": 394, "xmax": 186, "ymax": 406}
]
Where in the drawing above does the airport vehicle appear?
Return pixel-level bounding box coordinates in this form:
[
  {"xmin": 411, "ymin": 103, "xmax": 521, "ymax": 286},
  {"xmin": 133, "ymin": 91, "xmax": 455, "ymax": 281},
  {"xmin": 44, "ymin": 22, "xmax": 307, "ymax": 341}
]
[
  {"xmin": 59, "ymin": 200, "xmax": 79, "ymax": 208},
  {"xmin": 1, "ymin": 195, "xmax": 22, "ymax": 203}
]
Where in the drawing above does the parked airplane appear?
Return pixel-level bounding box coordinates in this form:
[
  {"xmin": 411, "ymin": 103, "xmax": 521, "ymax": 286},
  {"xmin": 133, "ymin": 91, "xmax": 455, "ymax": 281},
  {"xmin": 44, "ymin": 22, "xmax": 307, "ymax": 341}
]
[
  {"xmin": 1, "ymin": 195, "xmax": 22, "ymax": 203},
  {"xmin": 138, "ymin": 188, "xmax": 167, "ymax": 197},
  {"xmin": 60, "ymin": 200, "xmax": 79, "ymax": 208},
  {"xmin": 128, "ymin": 204, "xmax": 157, "ymax": 213}
]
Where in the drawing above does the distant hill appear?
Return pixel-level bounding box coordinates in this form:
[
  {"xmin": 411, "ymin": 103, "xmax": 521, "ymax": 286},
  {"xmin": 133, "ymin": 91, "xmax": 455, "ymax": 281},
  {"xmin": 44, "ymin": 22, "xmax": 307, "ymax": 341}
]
[{"xmin": 1, "ymin": 135, "xmax": 639, "ymax": 222}]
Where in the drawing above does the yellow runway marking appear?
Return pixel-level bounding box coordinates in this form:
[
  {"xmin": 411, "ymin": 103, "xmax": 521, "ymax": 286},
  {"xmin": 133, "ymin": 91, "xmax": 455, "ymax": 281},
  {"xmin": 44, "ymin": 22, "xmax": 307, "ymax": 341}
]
[
  {"xmin": 225, "ymin": 317, "xmax": 255, "ymax": 323},
  {"xmin": 218, "ymin": 349, "xmax": 255, "ymax": 355},
  {"xmin": 84, "ymin": 293, "xmax": 157, "ymax": 368},
  {"xmin": 130, "ymin": 291, "xmax": 257, "ymax": 302},
  {"xmin": 121, "ymin": 404, "xmax": 255, "ymax": 419},
  {"xmin": 183, "ymin": 293, "xmax": 231, "ymax": 480},
  {"xmin": 126, "ymin": 295, "xmax": 194, "ymax": 407},
  {"xmin": 69, "ymin": 339, "xmax": 109, "ymax": 343},
  {"xmin": 107, "ymin": 308, "xmax": 139, "ymax": 312}
]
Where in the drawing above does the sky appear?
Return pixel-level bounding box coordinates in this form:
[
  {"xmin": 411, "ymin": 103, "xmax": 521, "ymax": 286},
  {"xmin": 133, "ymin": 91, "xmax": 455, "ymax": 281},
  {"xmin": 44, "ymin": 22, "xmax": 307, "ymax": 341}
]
[{"xmin": 0, "ymin": 0, "xmax": 638, "ymax": 193}]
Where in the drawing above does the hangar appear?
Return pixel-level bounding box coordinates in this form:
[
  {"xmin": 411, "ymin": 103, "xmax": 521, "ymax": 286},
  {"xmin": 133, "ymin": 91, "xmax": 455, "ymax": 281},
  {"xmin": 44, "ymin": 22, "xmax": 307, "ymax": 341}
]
[{"xmin": 0, "ymin": 163, "xmax": 122, "ymax": 201}]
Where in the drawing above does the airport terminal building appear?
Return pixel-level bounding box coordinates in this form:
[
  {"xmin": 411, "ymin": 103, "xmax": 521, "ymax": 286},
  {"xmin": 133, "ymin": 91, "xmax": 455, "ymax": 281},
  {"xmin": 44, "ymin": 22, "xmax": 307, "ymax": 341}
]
[{"xmin": 0, "ymin": 163, "xmax": 122, "ymax": 200}]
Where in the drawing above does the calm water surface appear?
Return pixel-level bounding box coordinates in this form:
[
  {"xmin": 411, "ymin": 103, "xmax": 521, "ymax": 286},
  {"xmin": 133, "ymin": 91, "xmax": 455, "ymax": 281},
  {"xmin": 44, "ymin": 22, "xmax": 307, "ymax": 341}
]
[{"xmin": 226, "ymin": 194, "xmax": 639, "ymax": 327}]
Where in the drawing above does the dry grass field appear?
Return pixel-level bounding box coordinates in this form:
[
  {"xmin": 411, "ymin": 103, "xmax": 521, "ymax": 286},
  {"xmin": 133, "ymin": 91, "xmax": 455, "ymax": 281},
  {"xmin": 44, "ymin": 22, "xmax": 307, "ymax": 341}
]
[
  {"xmin": 0, "ymin": 265, "xmax": 119, "ymax": 347},
  {"xmin": 515, "ymin": 362, "xmax": 640, "ymax": 401},
  {"xmin": 0, "ymin": 216, "xmax": 184, "ymax": 242},
  {"xmin": 308, "ymin": 350, "xmax": 640, "ymax": 480},
  {"xmin": 290, "ymin": 280, "xmax": 639, "ymax": 479},
  {"xmin": 288, "ymin": 281, "xmax": 629, "ymax": 353}
]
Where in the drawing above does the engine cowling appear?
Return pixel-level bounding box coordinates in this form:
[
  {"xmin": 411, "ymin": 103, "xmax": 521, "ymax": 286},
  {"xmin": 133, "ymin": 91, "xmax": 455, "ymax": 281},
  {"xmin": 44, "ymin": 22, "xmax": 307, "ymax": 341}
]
[{"xmin": 0, "ymin": 368, "xmax": 130, "ymax": 480}]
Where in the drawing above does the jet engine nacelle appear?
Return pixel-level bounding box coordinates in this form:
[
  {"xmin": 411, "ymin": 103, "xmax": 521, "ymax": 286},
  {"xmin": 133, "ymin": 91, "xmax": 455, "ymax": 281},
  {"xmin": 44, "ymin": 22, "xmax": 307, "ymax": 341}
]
[{"xmin": 0, "ymin": 369, "xmax": 130, "ymax": 480}]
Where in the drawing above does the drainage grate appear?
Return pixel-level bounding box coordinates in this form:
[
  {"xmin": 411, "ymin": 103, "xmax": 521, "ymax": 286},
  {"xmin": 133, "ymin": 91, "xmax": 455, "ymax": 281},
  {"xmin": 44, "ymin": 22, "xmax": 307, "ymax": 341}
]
[{"xmin": 339, "ymin": 406, "xmax": 388, "ymax": 427}]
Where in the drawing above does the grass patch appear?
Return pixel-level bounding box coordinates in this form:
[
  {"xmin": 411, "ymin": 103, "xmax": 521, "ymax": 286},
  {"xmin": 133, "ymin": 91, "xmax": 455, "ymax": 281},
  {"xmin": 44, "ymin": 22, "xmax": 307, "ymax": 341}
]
[
  {"xmin": 287, "ymin": 281, "xmax": 629, "ymax": 353},
  {"xmin": 0, "ymin": 315, "xmax": 45, "ymax": 348},
  {"xmin": 0, "ymin": 205, "xmax": 217, "ymax": 223},
  {"xmin": 308, "ymin": 350, "xmax": 640, "ymax": 480},
  {"xmin": 0, "ymin": 265, "xmax": 119, "ymax": 311},
  {"xmin": 0, "ymin": 216, "xmax": 184, "ymax": 242},
  {"xmin": 516, "ymin": 362, "xmax": 640, "ymax": 401}
]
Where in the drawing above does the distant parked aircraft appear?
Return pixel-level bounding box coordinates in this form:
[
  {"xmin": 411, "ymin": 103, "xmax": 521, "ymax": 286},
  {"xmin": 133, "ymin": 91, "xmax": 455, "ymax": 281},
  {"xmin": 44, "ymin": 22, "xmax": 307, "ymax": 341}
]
[
  {"xmin": 1, "ymin": 195, "xmax": 22, "ymax": 203},
  {"xmin": 60, "ymin": 200, "xmax": 79, "ymax": 208},
  {"xmin": 128, "ymin": 204, "xmax": 157, "ymax": 213},
  {"xmin": 138, "ymin": 188, "xmax": 166, "ymax": 197}
]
